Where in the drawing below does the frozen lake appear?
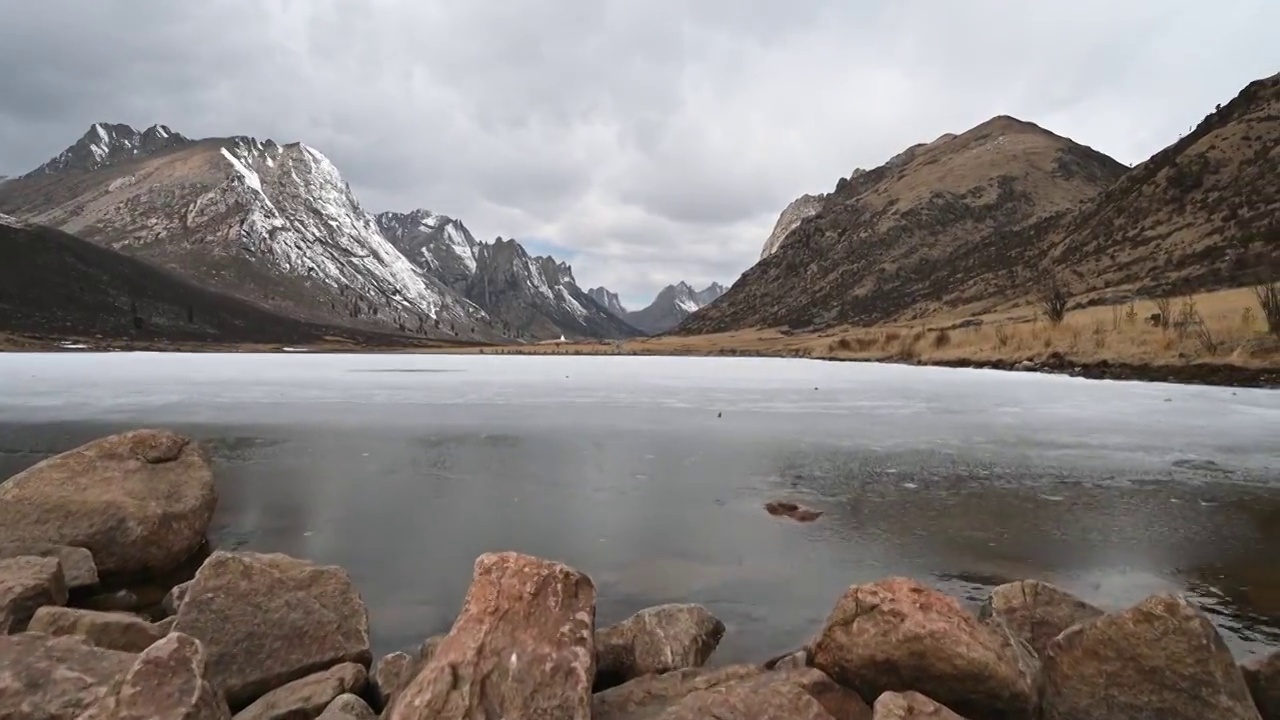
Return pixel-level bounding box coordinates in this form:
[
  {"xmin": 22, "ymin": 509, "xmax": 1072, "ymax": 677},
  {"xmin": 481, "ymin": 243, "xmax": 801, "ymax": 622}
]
[{"xmin": 1, "ymin": 352, "xmax": 1279, "ymax": 660}]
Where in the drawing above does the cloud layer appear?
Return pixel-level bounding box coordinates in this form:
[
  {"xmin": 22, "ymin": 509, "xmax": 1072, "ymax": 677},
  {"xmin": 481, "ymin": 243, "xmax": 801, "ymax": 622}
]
[{"xmin": 2, "ymin": 0, "xmax": 1276, "ymax": 308}]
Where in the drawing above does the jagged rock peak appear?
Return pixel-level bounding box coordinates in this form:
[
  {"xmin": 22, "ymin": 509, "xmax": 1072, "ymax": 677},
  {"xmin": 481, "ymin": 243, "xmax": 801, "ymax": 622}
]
[
  {"xmin": 26, "ymin": 122, "xmax": 192, "ymax": 177},
  {"xmin": 587, "ymin": 287, "xmax": 627, "ymax": 317},
  {"xmin": 761, "ymin": 193, "xmax": 828, "ymax": 259}
]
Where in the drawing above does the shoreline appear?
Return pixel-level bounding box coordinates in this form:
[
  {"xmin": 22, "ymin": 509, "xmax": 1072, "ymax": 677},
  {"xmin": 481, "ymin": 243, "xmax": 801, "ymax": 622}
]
[{"xmin": 3, "ymin": 331, "xmax": 1278, "ymax": 389}]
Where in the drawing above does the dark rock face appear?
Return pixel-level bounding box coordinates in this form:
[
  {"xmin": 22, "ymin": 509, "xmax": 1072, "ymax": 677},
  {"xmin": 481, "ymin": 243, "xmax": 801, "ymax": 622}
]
[
  {"xmin": 0, "ymin": 430, "xmax": 216, "ymax": 580},
  {"xmin": 1040, "ymin": 594, "xmax": 1263, "ymax": 720},
  {"xmin": 588, "ymin": 286, "xmax": 629, "ymax": 317},
  {"xmin": 24, "ymin": 122, "xmax": 193, "ymax": 177},
  {"xmin": 595, "ymin": 603, "xmax": 726, "ymax": 689},
  {"xmin": 387, "ymin": 551, "xmax": 596, "ymax": 720},
  {"xmin": 171, "ymin": 551, "xmax": 372, "ymax": 710}
]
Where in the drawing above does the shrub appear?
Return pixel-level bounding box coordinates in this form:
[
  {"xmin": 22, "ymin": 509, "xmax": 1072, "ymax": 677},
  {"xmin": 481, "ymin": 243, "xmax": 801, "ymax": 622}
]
[
  {"xmin": 994, "ymin": 325, "xmax": 1011, "ymax": 349},
  {"xmin": 1035, "ymin": 273, "xmax": 1069, "ymax": 326},
  {"xmin": 1153, "ymin": 297, "xmax": 1173, "ymax": 331},
  {"xmin": 1256, "ymin": 282, "xmax": 1280, "ymax": 336},
  {"xmin": 932, "ymin": 329, "xmax": 952, "ymax": 349}
]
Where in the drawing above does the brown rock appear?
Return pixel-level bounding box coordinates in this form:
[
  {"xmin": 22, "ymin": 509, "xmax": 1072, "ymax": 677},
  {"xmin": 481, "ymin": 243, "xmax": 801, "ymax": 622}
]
[
  {"xmin": 1244, "ymin": 651, "xmax": 1280, "ymax": 720},
  {"xmin": 764, "ymin": 646, "xmax": 810, "ymax": 670},
  {"xmin": 978, "ymin": 579, "xmax": 1103, "ymax": 658},
  {"xmin": 1041, "ymin": 594, "xmax": 1261, "ymax": 720},
  {"xmin": 418, "ymin": 633, "xmax": 444, "ymax": 663},
  {"xmin": 593, "ymin": 665, "xmax": 763, "ymax": 720},
  {"xmin": 155, "ymin": 616, "xmax": 177, "ymax": 634},
  {"xmin": 27, "ymin": 606, "xmax": 164, "ymax": 652},
  {"xmin": 317, "ymin": 694, "xmax": 377, "ymax": 720},
  {"xmin": 234, "ymin": 662, "xmax": 367, "ymax": 720},
  {"xmin": 0, "ymin": 555, "xmax": 68, "ymax": 632},
  {"xmin": 656, "ymin": 670, "xmax": 853, "ymax": 720},
  {"xmin": 172, "ymin": 551, "xmax": 372, "ymax": 709},
  {"xmin": 0, "ymin": 544, "xmax": 98, "ymax": 590},
  {"xmin": 764, "ymin": 500, "xmax": 824, "ymax": 522},
  {"xmin": 811, "ymin": 577, "xmax": 1036, "ymax": 720},
  {"xmin": 0, "ymin": 430, "xmax": 216, "ymax": 579},
  {"xmin": 873, "ymin": 691, "xmax": 969, "ymax": 719},
  {"xmin": 79, "ymin": 632, "xmax": 231, "ymax": 720},
  {"xmin": 596, "ymin": 603, "xmax": 726, "ymax": 689},
  {"xmin": 0, "ymin": 632, "xmax": 136, "ymax": 720},
  {"xmin": 164, "ymin": 580, "xmax": 193, "ymax": 615},
  {"xmin": 387, "ymin": 551, "xmax": 596, "ymax": 720},
  {"xmin": 371, "ymin": 651, "xmax": 416, "ymax": 711}
]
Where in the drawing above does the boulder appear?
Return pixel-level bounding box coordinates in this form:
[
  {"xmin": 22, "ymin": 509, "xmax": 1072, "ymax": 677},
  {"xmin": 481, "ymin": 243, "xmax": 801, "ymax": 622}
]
[
  {"xmin": 811, "ymin": 577, "xmax": 1036, "ymax": 720},
  {"xmin": 317, "ymin": 694, "xmax": 377, "ymax": 720},
  {"xmin": 387, "ymin": 551, "xmax": 596, "ymax": 720},
  {"xmin": 593, "ymin": 665, "xmax": 763, "ymax": 720},
  {"xmin": 172, "ymin": 551, "xmax": 372, "ymax": 709},
  {"xmin": 654, "ymin": 669, "xmax": 860, "ymax": 720},
  {"xmin": 1040, "ymin": 594, "xmax": 1261, "ymax": 720},
  {"xmin": 27, "ymin": 606, "xmax": 164, "ymax": 652},
  {"xmin": 978, "ymin": 580, "xmax": 1103, "ymax": 658},
  {"xmin": 371, "ymin": 651, "xmax": 416, "ymax": 711},
  {"xmin": 233, "ymin": 662, "xmax": 367, "ymax": 720},
  {"xmin": 0, "ymin": 555, "xmax": 68, "ymax": 632},
  {"xmin": 0, "ymin": 430, "xmax": 216, "ymax": 579},
  {"xmin": 0, "ymin": 632, "xmax": 136, "ymax": 720},
  {"xmin": 1244, "ymin": 651, "xmax": 1280, "ymax": 720},
  {"xmin": 873, "ymin": 691, "xmax": 969, "ymax": 719},
  {"xmin": 78, "ymin": 632, "xmax": 231, "ymax": 720},
  {"xmin": 0, "ymin": 544, "xmax": 98, "ymax": 590},
  {"xmin": 596, "ymin": 603, "xmax": 726, "ymax": 689}
]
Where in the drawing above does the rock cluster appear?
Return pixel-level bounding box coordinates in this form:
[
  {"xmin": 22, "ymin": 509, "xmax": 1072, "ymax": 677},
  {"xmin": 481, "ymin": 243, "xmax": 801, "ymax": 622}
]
[{"xmin": 2, "ymin": 430, "xmax": 1278, "ymax": 720}]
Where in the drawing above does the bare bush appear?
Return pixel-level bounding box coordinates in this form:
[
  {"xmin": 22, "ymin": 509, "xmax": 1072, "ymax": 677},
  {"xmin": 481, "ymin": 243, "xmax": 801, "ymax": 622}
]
[
  {"xmin": 1035, "ymin": 273, "xmax": 1070, "ymax": 326},
  {"xmin": 1092, "ymin": 320, "xmax": 1108, "ymax": 350},
  {"xmin": 1193, "ymin": 319, "xmax": 1221, "ymax": 356},
  {"xmin": 994, "ymin": 325, "xmax": 1011, "ymax": 349},
  {"xmin": 833, "ymin": 336, "xmax": 854, "ymax": 351},
  {"xmin": 932, "ymin": 329, "xmax": 952, "ymax": 349},
  {"xmin": 1153, "ymin": 297, "xmax": 1173, "ymax": 331},
  {"xmin": 1256, "ymin": 282, "xmax": 1280, "ymax": 336},
  {"xmin": 1124, "ymin": 302, "xmax": 1139, "ymax": 326}
]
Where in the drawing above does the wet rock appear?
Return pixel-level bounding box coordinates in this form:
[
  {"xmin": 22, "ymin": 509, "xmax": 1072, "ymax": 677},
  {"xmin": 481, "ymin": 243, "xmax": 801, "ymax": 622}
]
[
  {"xmin": 234, "ymin": 662, "xmax": 367, "ymax": 720},
  {"xmin": 0, "ymin": 555, "xmax": 67, "ymax": 632},
  {"xmin": 370, "ymin": 651, "xmax": 416, "ymax": 711},
  {"xmin": 764, "ymin": 500, "xmax": 824, "ymax": 522},
  {"xmin": 0, "ymin": 632, "xmax": 136, "ymax": 720},
  {"xmin": 172, "ymin": 551, "xmax": 372, "ymax": 709},
  {"xmin": 593, "ymin": 665, "xmax": 763, "ymax": 720},
  {"xmin": 27, "ymin": 606, "xmax": 164, "ymax": 652},
  {"xmin": 596, "ymin": 603, "xmax": 726, "ymax": 689},
  {"xmin": 0, "ymin": 544, "xmax": 98, "ymax": 590},
  {"xmin": 811, "ymin": 577, "xmax": 1036, "ymax": 720},
  {"xmin": 387, "ymin": 551, "xmax": 596, "ymax": 720},
  {"xmin": 0, "ymin": 430, "xmax": 216, "ymax": 579},
  {"xmin": 873, "ymin": 691, "xmax": 968, "ymax": 719},
  {"xmin": 317, "ymin": 694, "xmax": 376, "ymax": 720},
  {"xmin": 978, "ymin": 579, "xmax": 1103, "ymax": 658},
  {"xmin": 1041, "ymin": 594, "xmax": 1261, "ymax": 720},
  {"xmin": 1244, "ymin": 651, "xmax": 1280, "ymax": 720},
  {"xmin": 79, "ymin": 632, "xmax": 231, "ymax": 720},
  {"xmin": 164, "ymin": 580, "xmax": 192, "ymax": 616}
]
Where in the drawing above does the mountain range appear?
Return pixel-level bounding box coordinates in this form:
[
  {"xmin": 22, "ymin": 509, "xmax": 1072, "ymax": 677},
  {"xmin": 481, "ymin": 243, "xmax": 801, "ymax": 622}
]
[
  {"xmin": 587, "ymin": 282, "xmax": 727, "ymax": 334},
  {"xmin": 0, "ymin": 123, "xmax": 650, "ymax": 343},
  {"xmin": 680, "ymin": 72, "xmax": 1280, "ymax": 335}
]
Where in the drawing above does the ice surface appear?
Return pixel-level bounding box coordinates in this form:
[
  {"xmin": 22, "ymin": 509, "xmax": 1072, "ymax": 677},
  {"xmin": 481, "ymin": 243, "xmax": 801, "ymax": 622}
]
[{"xmin": 0, "ymin": 353, "xmax": 1276, "ymax": 474}]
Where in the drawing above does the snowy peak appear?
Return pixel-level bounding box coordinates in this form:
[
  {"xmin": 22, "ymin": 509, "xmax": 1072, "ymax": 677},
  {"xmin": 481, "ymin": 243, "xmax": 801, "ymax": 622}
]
[
  {"xmin": 375, "ymin": 209, "xmax": 480, "ymax": 286},
  {"xmin": 623, "ymin": 281, "xmax": 728, "ymax": 335},
  {"xmin": 694, "ymin": 282, "xmax": 727, "ymax": 306},
  {"xmin": 587, "ymin": 287, "xmax": 627, "ymax": 316},
  {"xmin": 25, "ymin": 122, "xmax": 192, "ymax": 176}
]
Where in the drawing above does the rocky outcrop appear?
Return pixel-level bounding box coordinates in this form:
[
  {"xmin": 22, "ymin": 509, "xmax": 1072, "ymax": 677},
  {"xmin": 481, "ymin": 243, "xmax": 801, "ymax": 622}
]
[
  {"xmin": 0, "ymin": 633, "xmax": 137, "ymax": 720},
  {"xmin": 78, "ymin": 632, "xmax": 231, "ymax": 720},
  {"xmin": 0, "ymin": 556, "xmax": 67, "ymax": 633},
  {"xmin": 234, "ymin": 662, "xmax": 367, "ymax": 720},
  {"xmin": 387, "ymin": 552, "xmax": 596, "ymax": 720},
  {"xmin": 1040, "ymin": 594, "xmax": 1262, "ymax": 720},
  {"xmin": 0, "ymin": 429, "xmax": 215, "ymax": 579},
  {"xmin": 171, "ymin": 551, "xmax": 372, "ymax": 709},
  {"xmin": 977, "ymin": 579, "xmax": 1103, "ymax": 658},
  {"xmin": 811, "ymin": 577, "xmax": 1036, "ymax": 720},
  {"xmin": 761, "ymin": 193, "xmax": 827, "ymax": 259},
  {"xmin": 27, "ymin": 606, "xmax": 165, "ymax": 653},
  {"xmin": 595, "ymin": 603, "xmax": 725, "ymax": 689}
]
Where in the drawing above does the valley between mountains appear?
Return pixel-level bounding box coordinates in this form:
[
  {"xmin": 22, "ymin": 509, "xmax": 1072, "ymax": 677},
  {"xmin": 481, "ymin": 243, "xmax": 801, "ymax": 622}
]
[{"xmin": 1, "ymin": 73, "xmax": 1277, "ymax": 386}]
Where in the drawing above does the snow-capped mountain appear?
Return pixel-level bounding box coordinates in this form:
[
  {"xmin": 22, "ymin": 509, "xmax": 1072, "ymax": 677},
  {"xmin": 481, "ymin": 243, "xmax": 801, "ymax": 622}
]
[
  {"xmin": 595, "ymin": 281, "xmax": 727, "ymax": 335},
  {"xmin": 377, "ymin": 209, "xmax": 638, "ymax": 340},
  {"xmin": 587, "ymin": 287, "xmax": 627, "ymax": 316},
  {"xmin": 0, "ymin": 124, "xmax": 498, "ymax": 341}
]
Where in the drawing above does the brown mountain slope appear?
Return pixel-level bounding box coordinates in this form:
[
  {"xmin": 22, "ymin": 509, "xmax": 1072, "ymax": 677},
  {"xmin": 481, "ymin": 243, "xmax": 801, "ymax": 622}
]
[
  {"xmin": 1044, "ymin": 72, "xmax": 1280, "ymax": 301},
  {"xmin": 678, "ymin": 116, "xmax": 1127, "ymax": 334}
]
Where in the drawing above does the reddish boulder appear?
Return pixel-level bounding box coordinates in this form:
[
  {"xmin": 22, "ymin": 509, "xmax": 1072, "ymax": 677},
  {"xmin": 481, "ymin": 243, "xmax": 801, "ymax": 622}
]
[
  {"xmin": 979, "ymin": 580, "xmax": 1103, "ymax": 658},
  {"xmin": 78, "ymin": 632, "xmax": 230, "ymax": 720},
  {"xmin": 0, "ymin": 555, "xmax": 67, "ymax": 633}
]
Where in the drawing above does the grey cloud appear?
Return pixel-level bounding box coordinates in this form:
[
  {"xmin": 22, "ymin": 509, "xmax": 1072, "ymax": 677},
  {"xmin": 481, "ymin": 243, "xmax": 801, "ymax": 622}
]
[{"xmin": 2, "ymin": 0, "xmax": 1277, "ymax": 303}]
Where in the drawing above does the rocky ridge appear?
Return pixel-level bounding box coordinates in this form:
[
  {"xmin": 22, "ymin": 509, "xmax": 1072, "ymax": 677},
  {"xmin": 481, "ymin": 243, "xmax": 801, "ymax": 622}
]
[
  {"xmin": 3, "ymin": 429, "xmax": 1277, "ymax": 720},
  {"xmin": 377, "ymin": 211, "xmax": 638, "ymax": 340},
  {"xmin": 680, "ymin": 73, "xmax": 1279, "ymax": 336},
  {"xmin": 594, "ymin": 281, "xmax": 728, "ymax": 335},
  {"xmin": 588, "ymin": 286, "xmax": 628, "ymax": 317}
]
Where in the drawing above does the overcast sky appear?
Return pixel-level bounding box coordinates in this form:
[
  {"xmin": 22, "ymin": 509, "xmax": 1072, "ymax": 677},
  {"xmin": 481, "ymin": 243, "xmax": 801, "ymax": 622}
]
[{"xmin": 1, "ymin": 1, "xmax": 1276, "ymax": 308}]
